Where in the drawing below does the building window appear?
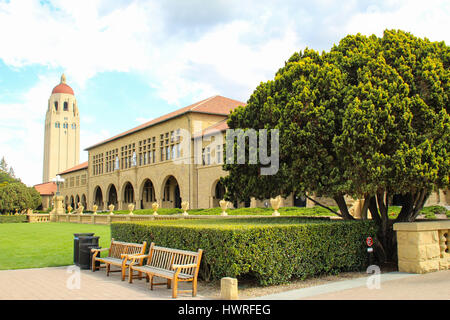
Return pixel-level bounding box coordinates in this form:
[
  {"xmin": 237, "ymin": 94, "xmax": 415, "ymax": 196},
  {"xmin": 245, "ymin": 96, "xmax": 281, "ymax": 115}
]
[
  {"xmin": 216, "ymin": 145, "xmax": 222, "ymax": 164},
  {"xmin": 54, "ymin": 101, "xmax": 58, "ymax": 111},
  {"xmin": 55, "ymin": 122, "xmax": 60, "ymax": 128},
  {"xmin": 63, "ymin": 102, "xmax": 68, "ymax": 111}
]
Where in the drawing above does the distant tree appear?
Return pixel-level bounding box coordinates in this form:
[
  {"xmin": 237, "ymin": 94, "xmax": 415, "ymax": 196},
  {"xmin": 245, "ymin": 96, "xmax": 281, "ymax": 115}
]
[
  {"xmin": 0, "ymin": 157, "xmax": 8, "ymax": 172},
  {"xmin": 0, "ymin": 182, "xmax": 41, "ymax": 213}
]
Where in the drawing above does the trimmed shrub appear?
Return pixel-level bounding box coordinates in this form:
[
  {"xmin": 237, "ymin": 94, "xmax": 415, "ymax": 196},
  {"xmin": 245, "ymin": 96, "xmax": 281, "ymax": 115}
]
[
  {"xmin": 0, "ymin": 215, "xmax": 28, "ymax": 223},
  {"xmin": 111, "ymin": 217, "xmax": 377, "ymax": 285}
]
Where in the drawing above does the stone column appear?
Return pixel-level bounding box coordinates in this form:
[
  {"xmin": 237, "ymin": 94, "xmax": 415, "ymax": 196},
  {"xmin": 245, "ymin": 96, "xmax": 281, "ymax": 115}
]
[
  {"xmin": 50, "ymin": 195, "xmax": 65, "ymax": 222},
  {"xmin": 394, "ymin": 221, "xmax": 450, "ymax": 273}
]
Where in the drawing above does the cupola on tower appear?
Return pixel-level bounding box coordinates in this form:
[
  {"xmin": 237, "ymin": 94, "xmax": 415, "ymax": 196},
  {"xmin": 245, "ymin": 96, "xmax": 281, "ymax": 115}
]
[{"xmin": 42, "ymin": 74, "xmax": 80, "ymax": 182}]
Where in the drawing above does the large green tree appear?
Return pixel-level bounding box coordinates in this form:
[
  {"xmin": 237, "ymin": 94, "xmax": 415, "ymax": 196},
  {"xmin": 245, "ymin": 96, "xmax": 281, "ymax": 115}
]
[{"xmin": 222, "ymin": 30, "xmax": 449, "ymax": 261}]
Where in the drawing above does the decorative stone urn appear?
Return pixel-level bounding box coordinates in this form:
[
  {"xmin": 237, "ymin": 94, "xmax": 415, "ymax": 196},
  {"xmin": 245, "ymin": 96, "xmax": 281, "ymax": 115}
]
[
  {"xmin": 92, "ymin": 204, "xmax": 98, "ymax": 215},
  {"xmin": 128, "ymin": 203, "xmax": 134, "ymax": 215},
  {"xmin": 77, "ymin": 202, "xmax": 84, "ymax": 215},
  {"xmin": 152, "ymin": 202, "xmax": 159, "ymax": 215},
  {"xmin": 108, "ymin": 204, "xmax": 115, "ymax": 215},
  {"xmin": 67, "ymin": 205, "xmax": 73, "ymax": 214},
  {"xmin": 270, "ymin": 195, "xmax": 282, "ymax": 216},
  {"xmin": 26, "ymin": 208, "xmax": 33, "ymax": 215},
  {"xmin": 181, "ymin": 201, "xmax": 189, "ymax": 216},
  {"xmin": 219, "ymin": 199, "xmax": 228, "ymax": 216}
]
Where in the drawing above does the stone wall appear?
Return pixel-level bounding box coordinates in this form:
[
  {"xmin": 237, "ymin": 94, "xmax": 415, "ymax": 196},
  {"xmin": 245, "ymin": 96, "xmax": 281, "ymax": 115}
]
[{"xmin": 394, "ymin": 221, "xmax": 450, "ymax": 273}]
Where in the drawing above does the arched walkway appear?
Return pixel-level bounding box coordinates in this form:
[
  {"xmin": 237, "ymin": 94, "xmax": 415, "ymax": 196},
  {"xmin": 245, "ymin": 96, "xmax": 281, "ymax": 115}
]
[
  {"xmin": 81, "ymin": 194, "xmax": 87, "ymax": 209},
  {"xmin": 70, "ymin": 196, "xmax": 75, "ymax": 209},
  {"xmin": 107, "ymin": 184, "xmax": 118, "ymax": 208},
  {"xmin": 123, "ymin": 182, "xmax": 135, "ymax": 206},
  {"xmin": 212, "ymin": 180, "xmax": 225, "ymax": 207},
  {"xmin": 93, "ymin": 186, "xmax": 103, "ymax": 210},
  {"xmin": 75, "ymin": 195, "xmax": 80, "ymax": 208},
  {"xmin": 141, "ymin": 179, "xmax": 156, "ymax": 209},
  {"xmin": 161, "ymin": 176, "xmax": 181, "ymax": 208}
]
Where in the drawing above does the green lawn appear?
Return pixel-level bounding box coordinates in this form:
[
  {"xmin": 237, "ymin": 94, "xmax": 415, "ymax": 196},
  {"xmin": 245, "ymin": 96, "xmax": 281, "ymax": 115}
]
[{"xmin": 0, "ymin": 223, "xmax": 110, "ymax": 270}]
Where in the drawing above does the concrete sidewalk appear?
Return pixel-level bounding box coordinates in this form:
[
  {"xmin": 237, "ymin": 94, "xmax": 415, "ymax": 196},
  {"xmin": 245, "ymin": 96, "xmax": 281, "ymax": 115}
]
[
  {"xmin": 251, "ymin": 270, "xmax": 450, "ymax": 300},
  {"xmin": 0, "ymin": 266, "xmax": 209, "ymax": 300},
  {"xmin": 1, "ymin": 266, "xmax": 448, "ymax": 300}
]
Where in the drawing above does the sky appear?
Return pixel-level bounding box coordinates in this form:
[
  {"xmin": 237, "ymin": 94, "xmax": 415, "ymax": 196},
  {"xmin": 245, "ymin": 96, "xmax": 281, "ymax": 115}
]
[{"xmin": 0, "ymin": 0, "xmax": 449, "ymax": 186}]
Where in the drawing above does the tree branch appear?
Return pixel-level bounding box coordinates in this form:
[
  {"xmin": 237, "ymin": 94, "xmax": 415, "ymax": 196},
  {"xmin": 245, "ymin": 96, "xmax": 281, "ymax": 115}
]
[{"xmin": 304, "ymin": 194, "xmax": 343, "ymax": 218}]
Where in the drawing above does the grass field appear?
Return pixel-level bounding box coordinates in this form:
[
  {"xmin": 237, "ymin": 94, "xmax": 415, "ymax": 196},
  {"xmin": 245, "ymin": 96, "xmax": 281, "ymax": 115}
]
[{"xmin": 0, "ymin": 223, "xmax": 110, "ymax": 270}]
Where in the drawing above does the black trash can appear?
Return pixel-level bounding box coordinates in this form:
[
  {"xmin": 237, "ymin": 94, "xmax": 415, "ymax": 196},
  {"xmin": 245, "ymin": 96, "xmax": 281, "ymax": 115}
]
[
  {"xmin": 73, "ymin": 233, "xmax": 95, "ymax": 265},
  {"xmin": 78, "ymin": 236, "xmax": 100, "ymax": 270}
]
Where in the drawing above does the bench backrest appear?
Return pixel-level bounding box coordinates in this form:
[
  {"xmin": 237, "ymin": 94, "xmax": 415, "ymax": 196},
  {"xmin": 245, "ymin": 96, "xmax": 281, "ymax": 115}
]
[
  {"xmin": 108, "ymin": 238, "xmax": 147, "ymax": 259},
  {"xmin": 146, "ymin": 243, "xmax": 202, "ymax": 277}
]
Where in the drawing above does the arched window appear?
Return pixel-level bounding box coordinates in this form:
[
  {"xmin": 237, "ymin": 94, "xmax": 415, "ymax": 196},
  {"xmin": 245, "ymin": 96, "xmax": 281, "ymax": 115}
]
[
  {"xmin": 63, "ymin": 123, "xmax": 68, "ymax": 129},
  {"xmin": 55, "ymin": 122, "xmax": 60, "ymax": 128},
  {"xmin": 72, "ymin": 123, "xmax": 76, "ymax": 129},
  {"xmin": 54, "ymin": 101, "xmax": 58, "ymax": 111},
  {"xmin": 63, "ymin": 102, "xmax": 68, "ymax": 111}
]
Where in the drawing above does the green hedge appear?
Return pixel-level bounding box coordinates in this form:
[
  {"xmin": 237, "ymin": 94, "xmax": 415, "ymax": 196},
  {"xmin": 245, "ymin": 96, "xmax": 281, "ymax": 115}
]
[
  {"xmin": 111, "ymin": 217, "xmax": 377, "ymax": 285},
  {"xmin": 0, "ymin": 215, "xmax": 28, "ymax": 223}
]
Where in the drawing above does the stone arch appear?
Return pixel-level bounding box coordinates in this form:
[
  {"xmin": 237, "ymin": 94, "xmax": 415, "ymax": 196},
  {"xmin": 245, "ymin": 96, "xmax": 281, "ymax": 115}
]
[
  {"xmin": 211, "ymin": 179, "xmax": 225, "ymax": 208},
  {"xmin": 93, "ymin": 186, "xmax": 104, "ymax": 210},
  {"xmin": 106, "ymin": 184, "xmax": 118, "ymax": 208},
  {"xmin": 161, "ymin": 175, "xmax": 181, "ymax": 209},
  {"xmin": 139, "ymin": 178, "xmax": 156, "ymax": 209},
  {"xmin": 70, "ymin": 195, "xmax": 75, "ymax": 209},
  {"xmin": 75, "ymin": 194, "xmax": 80, "ymax": 209},
  {"xmin": 81, "ymin": 194, "xmax": 87, "ymax": 209},
  {"xmin": 122, "ymin": 181, "xmax": 135, "ymax": 206}
]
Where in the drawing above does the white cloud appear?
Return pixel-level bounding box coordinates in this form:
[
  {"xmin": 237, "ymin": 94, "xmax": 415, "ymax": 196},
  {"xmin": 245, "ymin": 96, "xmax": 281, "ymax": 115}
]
[
  {"xmin": 343, "ymin": 0, "xmax": 450, "ymax": 43},
  {"xmin": 0, "ymin": 74, "xmax": 58, "ymax": 186}
]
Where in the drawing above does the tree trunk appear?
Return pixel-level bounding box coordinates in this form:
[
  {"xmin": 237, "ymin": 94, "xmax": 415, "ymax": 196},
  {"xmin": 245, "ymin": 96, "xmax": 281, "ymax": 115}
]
[{"xmin": 333, "ymin": 194, "xmax": 354, "ymax": 220}]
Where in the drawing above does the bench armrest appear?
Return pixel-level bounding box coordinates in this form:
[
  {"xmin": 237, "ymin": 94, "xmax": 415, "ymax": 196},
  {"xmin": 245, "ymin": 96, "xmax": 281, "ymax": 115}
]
[
  {"xmin": 172, "ymin": 263, "xmax": 197, "ymax": 270},
  {"xmin": 129, "ymin": 254, "xmax": 149, "ymax": 265},
  {"xmin": 91, "ymin": 248, "xmax": 109, "ymax": 253}
]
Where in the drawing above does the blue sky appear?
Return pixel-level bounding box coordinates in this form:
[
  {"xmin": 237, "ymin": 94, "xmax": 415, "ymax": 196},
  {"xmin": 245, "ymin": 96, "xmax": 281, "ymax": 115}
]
[{"xmin": 0, "ymin": 0, "xmax": 449, "ymax": 186}]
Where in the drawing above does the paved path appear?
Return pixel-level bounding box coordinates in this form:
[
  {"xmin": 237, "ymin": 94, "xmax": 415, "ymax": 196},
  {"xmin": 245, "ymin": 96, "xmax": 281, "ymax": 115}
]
[
  {"xmin": 1, "ymin": 266, "xmax": 449, "ymax": 300},
  {"xmin": 0, "ymin": 266, "xmax": 208, "ymax": 300},
  {"xmin": 252, "ymin": 270, "xmax": 450, "ymax": 300}
]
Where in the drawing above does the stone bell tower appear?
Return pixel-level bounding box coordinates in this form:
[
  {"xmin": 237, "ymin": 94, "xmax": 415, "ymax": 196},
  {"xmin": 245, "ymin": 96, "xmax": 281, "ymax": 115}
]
[{"xmin": 42, "ymin": 74, "xmax": 80, "ymax": 182}]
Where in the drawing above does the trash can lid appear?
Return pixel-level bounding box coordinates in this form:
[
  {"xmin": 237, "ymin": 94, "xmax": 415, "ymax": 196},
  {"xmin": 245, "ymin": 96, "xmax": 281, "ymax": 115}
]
[{"xmin": 74, "ymin": 233, "xmax": 95, "ymax": 237}]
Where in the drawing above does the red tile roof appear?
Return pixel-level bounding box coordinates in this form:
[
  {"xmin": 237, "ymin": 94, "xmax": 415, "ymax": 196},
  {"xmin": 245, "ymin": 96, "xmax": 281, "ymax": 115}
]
[
  {"xmin": 34, "ymin": 182, "xmax": 57, "ymax": 196},
  {"xmin": 58, "ymin": 161, "xmax": 88, "ymax": 175},
  {"xmin": 52, "ymin": 83, "xmax": 74, "ymax": 95},
  {"xmin": 85, "ymin": 95, "xmax": 245, "ymax": 150}
]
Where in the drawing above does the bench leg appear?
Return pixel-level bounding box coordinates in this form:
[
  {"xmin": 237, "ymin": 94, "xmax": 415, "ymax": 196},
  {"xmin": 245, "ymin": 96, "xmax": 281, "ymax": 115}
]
[
  {"xmin": 172, "ymin": 278, "xmax": 178, "ymax": 299},
  {"xmin": 146, "ymin": 274, "xmax": 149, "ymax": 283},
  {"xmin": 167, "ymin": 279, "xmax": 171, "ymax": 289},
  {"xmin": 129, "ymin": 267, "xmax": 132, "ymax": 283},
  {"xmin": 150, "ymin": 275, "xmax": 154, "ymax": 290},
  {"xmin": 192, "ymin": 280, "xmax": 197, "ymax": 297},
  {"xmin": 106, "ymin": 264, "xmax": 110, "ymax": 277},
  {"xmin": 121, "ymin": 266, "xmax": 126, "ymax": 281}
]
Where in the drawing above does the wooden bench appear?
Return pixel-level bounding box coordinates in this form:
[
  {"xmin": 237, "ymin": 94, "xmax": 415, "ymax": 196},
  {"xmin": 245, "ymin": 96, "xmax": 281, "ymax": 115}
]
[
  {"xmin": 91, "ymin": 238, "xmax": 147, "ymax": 281},
  {"xmin": 128, "ymin": 242, "xmax": 203, "ymax": 298}
]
